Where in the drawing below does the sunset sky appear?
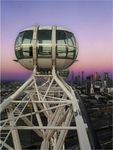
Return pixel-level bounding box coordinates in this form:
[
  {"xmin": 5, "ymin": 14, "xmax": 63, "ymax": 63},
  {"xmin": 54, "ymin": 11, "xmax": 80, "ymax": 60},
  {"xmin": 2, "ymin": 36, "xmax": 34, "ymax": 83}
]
[{"xmin": 1, "ymin": 0, "xmax": 112, "ymax": 80}]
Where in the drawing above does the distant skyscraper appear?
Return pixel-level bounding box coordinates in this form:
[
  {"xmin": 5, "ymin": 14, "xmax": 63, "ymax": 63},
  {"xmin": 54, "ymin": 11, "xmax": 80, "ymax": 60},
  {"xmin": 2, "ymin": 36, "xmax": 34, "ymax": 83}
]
[{"xmin": 81, "ymin": 71, "xmax": 84, "ymax": 85}]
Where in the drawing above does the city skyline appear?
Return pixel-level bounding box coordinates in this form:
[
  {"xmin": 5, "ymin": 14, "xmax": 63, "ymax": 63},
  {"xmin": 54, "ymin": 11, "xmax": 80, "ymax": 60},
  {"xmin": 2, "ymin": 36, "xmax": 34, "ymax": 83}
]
[{"xmin": 1, "ymin": 0, "xmax": 112, "ymax": 80}]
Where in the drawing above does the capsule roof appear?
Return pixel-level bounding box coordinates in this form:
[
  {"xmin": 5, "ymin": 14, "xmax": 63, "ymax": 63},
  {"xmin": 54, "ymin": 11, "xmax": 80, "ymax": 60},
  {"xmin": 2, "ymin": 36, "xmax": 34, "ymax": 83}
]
[{"xmin": 21, "ymin": 26, "xmax": 72, "ymax": 33}]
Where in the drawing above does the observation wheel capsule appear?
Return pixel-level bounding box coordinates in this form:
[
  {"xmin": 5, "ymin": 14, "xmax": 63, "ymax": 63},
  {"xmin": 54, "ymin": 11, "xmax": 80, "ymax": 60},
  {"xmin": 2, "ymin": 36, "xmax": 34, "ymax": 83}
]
[{"xmin": 15, "ymin": 26, "xmax": 78, "ymax": 71}]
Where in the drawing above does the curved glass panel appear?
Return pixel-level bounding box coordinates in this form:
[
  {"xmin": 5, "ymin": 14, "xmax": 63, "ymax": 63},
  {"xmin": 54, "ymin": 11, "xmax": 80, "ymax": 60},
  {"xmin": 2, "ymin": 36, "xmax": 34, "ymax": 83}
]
[
  {"xmin": 15, "ymin": 32, "xmax": 24, "ymax": 46},
  {"xmin": 37, "ymin": 30, "xmax": 52, "ymax": 58},
  {"xmin": 15, "ymin": 30, "xmax": 33, "ymax": 59},
  {"xmin": 56, "ymin": 30, "xmax": 76, "ymax": 59},
  {"xmin": 22, "ymin": 30, "xmax": 33, "ymax": 44},
  {"xmin": 66, "ymin": 32, "xmax": 75, "ymax": 47},
  {"xmin": 56, "ymin": 30, "xmax": 67, "ymax": 58},
  {"xmin": 15, "ymin": 32, "xmax": 24, "ymax": 59},
  {"xmin": 15, "ymin": 29, "xmax": 76, "ymax": 60},
  {"xmin": 66, "ymin": 32, "xmax": 76, "ymax": 58},
  {"xmin": 56, "ymin": 30, "xmax": 67, "ymax": 45}
]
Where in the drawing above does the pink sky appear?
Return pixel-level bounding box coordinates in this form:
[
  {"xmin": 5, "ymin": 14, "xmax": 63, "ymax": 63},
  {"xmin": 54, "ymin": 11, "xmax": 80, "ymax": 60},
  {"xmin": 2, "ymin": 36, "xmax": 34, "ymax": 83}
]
[{"xmin": 1, "ymin": 1, "xmax": 112, "ymax": 80}]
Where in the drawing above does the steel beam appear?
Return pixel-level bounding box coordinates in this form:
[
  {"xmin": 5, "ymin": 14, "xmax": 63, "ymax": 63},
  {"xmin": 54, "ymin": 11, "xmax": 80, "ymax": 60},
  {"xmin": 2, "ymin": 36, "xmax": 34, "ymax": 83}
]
[
  {"xmin": 0, "ymin": 67, "xmax": 91, "ymax": 150},
  {"xmin": 0, "ymin": 139, "xmax": 14, "ymax": 150},
  {"xmin": 2, "ymin": 126, "xmax": 77, "ymax": 130},
  {"xmin": 8, "ymin": 109, "xmax": 22, "ymax": 150},
  {"xmin": 0, "ymin": 75, "xmax": 33, "ymax": 113}
]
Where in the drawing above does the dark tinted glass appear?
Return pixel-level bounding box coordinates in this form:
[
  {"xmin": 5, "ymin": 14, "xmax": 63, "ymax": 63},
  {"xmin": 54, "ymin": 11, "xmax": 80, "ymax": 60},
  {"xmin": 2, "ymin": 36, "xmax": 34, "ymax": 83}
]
[
  {"xmin": 15, "ymin": 32, "xmax": 24, "ymax": 46},
  {"xmin": 66, "ymin": 32, "xmax": 75, "ymax": 47},
  {"xmin": 56, "ymin": 30, "xmax": 75, "ymax": 59},
  {"xmin": 15, "ymin": 30, "xmax": 33, "ymax": 59},
  {"xmin": 37, "ymin": 30, "xmax": 52, "ymax": 57},
  {"xmin": 22, "ymin": 30, "xmax": 33, "ymax": 44},
  {"xmin": 56, "ymin": 30, "xmax": 67, "ymax": 44},
  {"xmin": 37, "ymin": 30, "xmax": 52, "ymax": 44}
]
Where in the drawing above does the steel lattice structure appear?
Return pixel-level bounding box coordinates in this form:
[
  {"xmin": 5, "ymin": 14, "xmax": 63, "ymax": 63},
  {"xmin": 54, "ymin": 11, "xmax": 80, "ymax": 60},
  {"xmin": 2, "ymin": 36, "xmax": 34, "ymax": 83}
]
[
  {"xmin": 0, "ymin": 67, "xmax": 91, "ymax": 150},
  {"xmin": 0, "ymin": 26, "xmax": 91, "ymax": 149}
]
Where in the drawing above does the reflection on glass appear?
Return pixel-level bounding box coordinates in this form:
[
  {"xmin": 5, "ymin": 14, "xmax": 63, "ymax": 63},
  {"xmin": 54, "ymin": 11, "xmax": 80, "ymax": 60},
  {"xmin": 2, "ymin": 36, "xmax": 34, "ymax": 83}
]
[
  {"xmin": 22, "ymin": 30, "xmax": 33, "ymax": 44},
  {"xmin": 15, "ymin": 30, "xmax": 33, "ymax": 59},
  {"xmin": 37, "ymin": 30, "xmax": 52, "ymax": 44},
  {"xmin": 15, "ymin": 29, "xmax": 76, "ymax": 60},
  {"xmin": 56, "ymin": 30, "xmax": 76, "ymax": 59},
  {"xmin": 37, "ymin": 30, "xmax": 52, "ymax": 58}
]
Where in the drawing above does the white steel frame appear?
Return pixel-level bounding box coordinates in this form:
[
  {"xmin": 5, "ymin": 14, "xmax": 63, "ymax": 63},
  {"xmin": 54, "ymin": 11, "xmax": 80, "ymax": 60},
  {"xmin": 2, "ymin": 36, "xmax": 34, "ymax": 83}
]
[
  {"xmin": 0, "ymin": 26, "xmax": 91, "ymax": 149},
  {"xmin": 0, "ymin": 67, "xmax": 91, "ymax": 150}
]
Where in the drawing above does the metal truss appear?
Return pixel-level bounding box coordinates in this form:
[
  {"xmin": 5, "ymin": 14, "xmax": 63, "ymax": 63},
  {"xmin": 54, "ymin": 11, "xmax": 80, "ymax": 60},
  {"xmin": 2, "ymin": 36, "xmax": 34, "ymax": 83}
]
[{"xmin": 0, "ymin": 68, "xmax": 91, "ymax": 150}]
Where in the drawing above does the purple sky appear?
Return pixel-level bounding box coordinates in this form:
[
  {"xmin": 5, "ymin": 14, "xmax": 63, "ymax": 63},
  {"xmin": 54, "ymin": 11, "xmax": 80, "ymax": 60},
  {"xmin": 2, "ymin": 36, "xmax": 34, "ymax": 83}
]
[{"xmin": 1, "ymin": 0, "xmax": 113, "ymax": 80}]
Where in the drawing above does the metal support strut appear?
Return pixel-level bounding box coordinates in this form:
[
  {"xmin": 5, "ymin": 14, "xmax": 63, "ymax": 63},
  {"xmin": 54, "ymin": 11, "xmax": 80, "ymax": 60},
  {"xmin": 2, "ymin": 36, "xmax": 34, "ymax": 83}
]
[{"xmin": 0, "ymin": 68, "xmax": 91, "ymax": 150}]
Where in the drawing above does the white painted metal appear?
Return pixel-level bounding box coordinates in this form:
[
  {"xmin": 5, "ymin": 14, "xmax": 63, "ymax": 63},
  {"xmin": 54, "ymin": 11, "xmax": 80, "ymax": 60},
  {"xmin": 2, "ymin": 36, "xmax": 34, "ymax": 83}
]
[
  {"xmin": 0, "ymin": 139, "xmax": 14, "ymax": 150},
  {"xmin": 7, "ymin": 108, "xmax": 22, "ymax": 150},
  {"xmin": 2, "ymin": 126, "xmax": 77, "ymax": 130},
  {"xmin": 0, "ymin": 25, "xmax": 91, "ymax": 149},
  {"xmin": 0, "ymin": 68, "xmax": 91, "ymax": 150},
  {"xmin": 32, "ymin": 27, "xmax": 38, "ymax": 67},
  {"xmin": 52, "ymin": 26, "xmax": 56, "ymax": 67},
  {"xmin": 53, "ymin": 109, "xmax": 73, "ymax": 150},
  {"xmin": 0, "ymin": 75, "xmax": 33, "ymax": 113}
]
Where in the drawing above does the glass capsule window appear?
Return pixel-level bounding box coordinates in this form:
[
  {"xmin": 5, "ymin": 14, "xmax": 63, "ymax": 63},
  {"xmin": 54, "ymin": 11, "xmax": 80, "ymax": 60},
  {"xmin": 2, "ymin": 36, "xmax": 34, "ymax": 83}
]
[
  {"xmin": 15, "ymin": 30, "xmax": 33, "ymax": 59},
  {"xmin": 15, "ymin": 32, "xmax": 24, "ymax": 59},
  {"xmin": 15, "ymin": 29, "xmax": 76, "ymax": 60},
  {"xmin": 15, "ymin": 32, "xmax": 24, "ymax": 46},
  {"xmin": 56, "ymin": 30, "xmax": 67, "ymax": 58},
  {"xmin": 56, "ymin": 30, "xmax": 76, "ymax": 59},
  {"xmin": 37, "ymin": 30, "xmax": 52, "ymax": 58},
  {"xmin": 66, "ymin": 31, "xmax": 76, "ymax": 59},
  {"xmin": 22, "ymin": 30, "xmax": 33, "ymax": 44},
  {"xmin": 22, "ymin": 30, "xmax": 33, "ymax": 58}
]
